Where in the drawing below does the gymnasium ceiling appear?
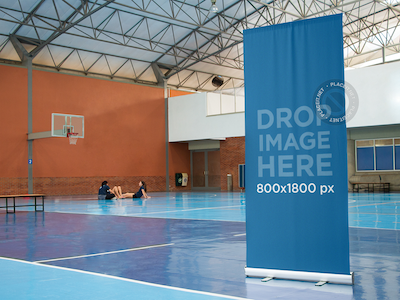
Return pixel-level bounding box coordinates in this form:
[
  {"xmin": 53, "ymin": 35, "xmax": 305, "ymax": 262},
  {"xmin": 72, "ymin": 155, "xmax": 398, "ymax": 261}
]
[{"xmin": 1, "ymin": 0, "xmax": 400, "ymax": 92}]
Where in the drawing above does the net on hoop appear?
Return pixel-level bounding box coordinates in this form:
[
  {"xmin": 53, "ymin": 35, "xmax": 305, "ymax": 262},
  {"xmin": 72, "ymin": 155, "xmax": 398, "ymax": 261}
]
[{"xmin": 67, "ymin": 132, "xmax": 79, "ymax": 145}]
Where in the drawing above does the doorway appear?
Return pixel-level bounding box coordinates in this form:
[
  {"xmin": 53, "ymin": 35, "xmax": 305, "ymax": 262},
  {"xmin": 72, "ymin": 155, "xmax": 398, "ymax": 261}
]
[{"xmin": 191, "ymin": 150, "xmax": 221, "ymax": 190}]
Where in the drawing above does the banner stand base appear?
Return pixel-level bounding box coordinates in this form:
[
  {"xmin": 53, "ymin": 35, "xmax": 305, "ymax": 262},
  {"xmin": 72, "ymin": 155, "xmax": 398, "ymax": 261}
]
[{"xmin": 245, "ymin": 267, "xmax": 354, "ymax": 285}]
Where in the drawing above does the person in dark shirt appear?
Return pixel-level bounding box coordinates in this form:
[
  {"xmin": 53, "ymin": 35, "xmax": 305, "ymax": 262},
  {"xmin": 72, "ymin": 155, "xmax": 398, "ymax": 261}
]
[
  {"xmin": 98, "ymin": 181, "xmax": 123, "ymax": 199},
  {"xmin": 122, "ymin": 181, "xmax": 151, "ymax": 199}
]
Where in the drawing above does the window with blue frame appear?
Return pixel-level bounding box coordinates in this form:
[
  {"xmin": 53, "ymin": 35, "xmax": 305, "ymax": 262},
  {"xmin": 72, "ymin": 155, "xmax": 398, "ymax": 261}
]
[
  {"xmin": 375, "ymin": 139, "xmax": 393, "ymax": 170},
  {"xmin": 357, "ymin": 147, "xmax": 374, "ymax": 171},
  {"xmin": 356, "ymin": 139, "xmax": 399, "ymax": 171}
]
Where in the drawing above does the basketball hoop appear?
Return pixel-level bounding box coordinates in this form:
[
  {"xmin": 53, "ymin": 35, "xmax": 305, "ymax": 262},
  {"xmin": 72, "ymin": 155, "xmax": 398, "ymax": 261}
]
[{"xmin": 67, "ymin": 132, "xmax": 79, "ymax": 145}]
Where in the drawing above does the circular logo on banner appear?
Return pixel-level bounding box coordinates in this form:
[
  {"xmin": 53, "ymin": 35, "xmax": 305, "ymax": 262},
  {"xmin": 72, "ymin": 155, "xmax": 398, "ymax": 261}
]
[{"xmin": 313, "ymin": 80, "xmax": 358, "ymax": 124}]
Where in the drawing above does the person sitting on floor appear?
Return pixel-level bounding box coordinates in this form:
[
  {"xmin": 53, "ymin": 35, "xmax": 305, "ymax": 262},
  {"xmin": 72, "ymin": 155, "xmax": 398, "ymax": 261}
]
[
  {"xmin": 98, "ymin": 181, "xmax": 123, "ymax": 199},
  {"xmin": 122, "ymin": 181, "xmax": 151, "ymax": 199}
]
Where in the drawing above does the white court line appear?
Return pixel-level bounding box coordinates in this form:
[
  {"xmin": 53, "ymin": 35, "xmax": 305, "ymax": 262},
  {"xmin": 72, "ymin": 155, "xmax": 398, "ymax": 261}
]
[
  {"xmin": 349, "ymin": 200, "xmax": 400, "ymax": 208},
  {"xmin": 45, "ymin": 210, "xmax": 246, "ymax": 223},
  {"xmin": 349, "ymin": 212, "xmax": 400, "ymax": 215},
  {"xmin": 34, "ymin": 243, "xmax": 174, "ymax": 263},
  {"xmin": 132, "ymin": 205, "xmax": 242, "ymax": 216},
  {"xmin": 0, "ymin": 257, "xmax": 251, "ymax": 300},
  {"xmin": 234, "ymin": 233, "xmax": 246, "ymax": 237}
]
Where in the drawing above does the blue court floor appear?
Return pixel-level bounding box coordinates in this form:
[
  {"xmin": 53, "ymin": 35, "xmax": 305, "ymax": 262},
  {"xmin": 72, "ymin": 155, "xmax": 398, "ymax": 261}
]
[{"xmin": 1, "ymin": 192, "xmax": 399, "ymax": 299}]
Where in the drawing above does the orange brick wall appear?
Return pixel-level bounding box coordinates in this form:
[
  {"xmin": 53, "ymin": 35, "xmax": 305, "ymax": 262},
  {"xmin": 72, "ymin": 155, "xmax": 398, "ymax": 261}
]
[
  {"xmin": 0, "ymin": 64, "xmax": 243, "ymax": 196},
  {"xmin": 220, "ymin": 137, "xmax": 245, "ymax": 191},
  {"xmin": 0, "ymin": 178, "xmax": 28, "ymax": 195},
  {"xmin": 0, "ymin": 65, "xmax": 191, "ymax": 195},
  {"xmin": 33, "ymin": 176, "xmax": 166, "ymax": 195},
  {"xmin": 0, "ymin": 175, "xmax": 175, "ymax": 196},
  {"xmin": 0, "ymin": 65, "xmax": 28, "ymax": 179},
  {"xmin": 31, "ymin": 70, "xmax": 166, "ymax": 178},
  {"xmin": 0, "ymin": 136, "xmax": 245, "ymax": 195}
]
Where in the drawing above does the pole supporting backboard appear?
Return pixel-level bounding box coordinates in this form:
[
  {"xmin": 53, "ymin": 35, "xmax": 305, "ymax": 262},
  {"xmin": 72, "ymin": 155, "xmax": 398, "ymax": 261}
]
[{"xmin": 27, "ymin": 131, "xmax": 52, "ymax": 140}]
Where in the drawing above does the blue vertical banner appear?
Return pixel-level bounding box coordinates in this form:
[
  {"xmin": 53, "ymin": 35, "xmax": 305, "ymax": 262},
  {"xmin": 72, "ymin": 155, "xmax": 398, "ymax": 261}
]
[{"xmin": 244, "ymin": 15, "xmax": 353, "ymax": 284}]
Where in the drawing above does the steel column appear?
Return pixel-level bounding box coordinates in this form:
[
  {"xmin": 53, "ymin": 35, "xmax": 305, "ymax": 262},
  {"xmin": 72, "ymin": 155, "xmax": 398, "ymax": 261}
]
[
  {"xmin": 27, "ymin": 57, "xmax": 33, "ymax": 194},
  {"xmin": 165, "ymin": 84, "xmax": 169, "ymax": 192}
]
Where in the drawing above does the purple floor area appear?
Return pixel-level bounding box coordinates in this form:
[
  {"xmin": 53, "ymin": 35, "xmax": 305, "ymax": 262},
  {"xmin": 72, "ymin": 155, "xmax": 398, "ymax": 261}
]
[
  {"xmin": 1, "ymin": 193, "xmax": 400, "ymax": 299},
  {"xmin": 1, "ymin": 211, "xmax": 249, "ymax": 298}
]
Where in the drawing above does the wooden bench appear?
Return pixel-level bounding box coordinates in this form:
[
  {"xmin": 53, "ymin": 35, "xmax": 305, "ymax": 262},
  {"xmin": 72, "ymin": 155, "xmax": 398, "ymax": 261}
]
[
  {"xmin": 352, "ymin": 182, "xmax": 390, "ymax": 193},
  {"xmin": 0, "ymin": 194, "xmax": 45, "ymax": 214}
]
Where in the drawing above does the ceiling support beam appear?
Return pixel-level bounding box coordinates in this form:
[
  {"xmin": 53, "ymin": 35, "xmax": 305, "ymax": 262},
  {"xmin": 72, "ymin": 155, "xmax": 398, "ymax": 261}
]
[
  {"xmin": 9, "ymin": 35, "xmax": 31, "ymax": 64},
  {"xmin": 151, "ymin": 62, "xmax": 167, "ymax": 87},
  {"xmin": 30, "ymin": 0, "xmax": 116, "ymax": 58},
  {"xmin": 11, "ymin": 0, "xmax": 47, "ymax": 36},
  {"xmin": 166, "ymin": 40, "xmax": 242, "ymax": 79}
]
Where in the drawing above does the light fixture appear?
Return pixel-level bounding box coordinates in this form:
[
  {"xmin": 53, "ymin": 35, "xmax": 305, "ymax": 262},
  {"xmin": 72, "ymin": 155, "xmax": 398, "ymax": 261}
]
[
  {"xmin": 210, "ymin": 0, "xmax": 218, "ymax": 13},
  {"xmin": 212, "ymin": 76, "xmax": 224, "ymax": 87}
]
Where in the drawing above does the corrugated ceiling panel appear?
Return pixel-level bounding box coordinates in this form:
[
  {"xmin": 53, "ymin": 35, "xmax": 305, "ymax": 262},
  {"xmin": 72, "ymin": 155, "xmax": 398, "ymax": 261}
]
[
  {"xmin": 0, "ymin": 40, "xmax": 21, "ymax": 61},
  {"xmin": 0, "ymin": 19, "xmax": 18, "ymax": 35},
  {"xmin": 33, "ymin": 46, "xmax": 55, "ymax": 66},
  {"xmin": 81, "ymin": 6, "xmax": 115, "ymax": 28},
  {"xmin": 87, "ymin": 55, "xmax": 110, "ymax": 75},
  {"xmin": 60, "ymin": 50, "xmax": 85, "ymax": 71},
  {"xmin": 76, "ymin": 50, "xmax": 102, "ymax": 70},
  {"xmin": 14, "ymin": 22, "xmax": 40, "ymax": 40},
  {"xmin": 113, "ymin": 60, "xmax": 136, "ymax": 78},
  {"xmin": 46, "ymin": 45, "xmax": 76, "ymax": 66},
  {"xmin": 104, "ymin": 55, "xmax": 128, "ymax": 74},
  {"xmin": 137, "ymin": 64, "xmax": 156, "ymax": 82},
  {"xmin": 18, "ymin": 0, "xmax": 42, "ymax": 12}
]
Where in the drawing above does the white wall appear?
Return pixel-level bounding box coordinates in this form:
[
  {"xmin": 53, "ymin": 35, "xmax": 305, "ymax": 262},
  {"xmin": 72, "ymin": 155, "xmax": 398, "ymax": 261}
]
[
  {"xmin": 346, "ymin": 60, "xmax": 400, "ymax": 128},
  {"xmin": 207, "ymin": 92, "xmax": 245, "ymax": 115},
  {"xmin": 169, "ymin": 61, "xmax": 400, "ymax": 142},
  {"xmin": 168, "ymin": 93, "xmax": 245, "ymax": 142}
]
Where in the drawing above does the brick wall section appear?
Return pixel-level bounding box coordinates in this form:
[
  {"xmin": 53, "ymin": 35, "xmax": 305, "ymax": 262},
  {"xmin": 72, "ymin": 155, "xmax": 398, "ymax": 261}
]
[
  {"xmin": 0, "ymin": 176, "xmax": 161, "ymax": 196},
  {"xmin": 0, "ymin": 176, "xmax": 193, "ymax": 196},
  {"xmin": 220, "ymin": 137, "xmax": 245, "ymax": 191},
  {"xmin": 1, "ymin": 136, "xmax": 245, "ymax": 195},
  {"xmin": 0, "ymin": 178, "xmax": 28, "ymax": 195}
]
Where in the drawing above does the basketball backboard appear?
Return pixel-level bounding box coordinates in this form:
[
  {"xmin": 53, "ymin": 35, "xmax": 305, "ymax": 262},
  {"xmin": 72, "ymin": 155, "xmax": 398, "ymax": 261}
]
[{"xmin": 51, "ymin": 113, "xmax": 84, "ymax": 138}]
